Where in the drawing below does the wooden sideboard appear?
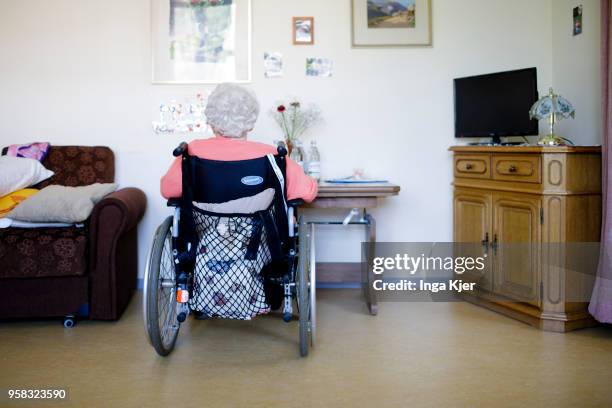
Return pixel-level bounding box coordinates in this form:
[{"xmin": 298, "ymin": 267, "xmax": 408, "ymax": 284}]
[{"xmin": 450, "ymin": 146, "xmax": 602, "ymax": 332}]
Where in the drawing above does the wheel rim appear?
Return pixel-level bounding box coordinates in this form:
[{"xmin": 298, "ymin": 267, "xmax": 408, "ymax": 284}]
[
  {"xmin": 298, "ymin": 217, "xmax": 310, "ymax": 356},
  {"xmin": 143, "ymin": 227, "xmax": 156, "ymax": 345},
  {"xmin": 144, "ymin": 217, "xmax": 180, "ymax": 355},
  {"xmin": 309, "ymin": 223, "xmax": 316, "ymax": 347},
  {"xmin": 157, "ymin": 230, "xmax": 178, "ymax": 349}
]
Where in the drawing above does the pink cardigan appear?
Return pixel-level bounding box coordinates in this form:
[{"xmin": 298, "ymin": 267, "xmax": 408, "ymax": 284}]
[{"xmin": 160, "ymin": 137, "xmax": 318, "ymax": 203}]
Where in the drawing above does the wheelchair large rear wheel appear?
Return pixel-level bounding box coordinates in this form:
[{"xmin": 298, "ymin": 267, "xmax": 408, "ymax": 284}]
[
  {"xmin": 297, "ymin": 219, "xmax": 314, "ymax": 357},
  {"xmin": 144, "ymin": 216, "xmax": 180, "ymax": 356}
]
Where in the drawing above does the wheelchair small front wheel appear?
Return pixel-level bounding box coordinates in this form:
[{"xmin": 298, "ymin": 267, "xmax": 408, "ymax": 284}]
[
  {"xmin": 63, "ymin": 316, "xmax": 76, "ymax": 328},
  {"xmin": 144, "ymin": 216, "xmax": 180, "ymax": 356}
]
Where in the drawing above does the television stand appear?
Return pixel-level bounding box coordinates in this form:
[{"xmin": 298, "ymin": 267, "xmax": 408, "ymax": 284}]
[{"xmin": 450, "ymin": 145, "xmax": 602, "ymax": 332}]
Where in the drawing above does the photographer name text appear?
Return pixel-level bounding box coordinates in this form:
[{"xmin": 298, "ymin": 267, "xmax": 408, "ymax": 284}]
[{"xmin": 372, "ymin": 279, "xmax": 476, "ymax": 293}]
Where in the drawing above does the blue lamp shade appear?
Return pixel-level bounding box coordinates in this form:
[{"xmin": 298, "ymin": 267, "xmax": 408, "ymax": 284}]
[{"xmin": 529, "ymin": 88, "xmax": 575, "ymax": 146}]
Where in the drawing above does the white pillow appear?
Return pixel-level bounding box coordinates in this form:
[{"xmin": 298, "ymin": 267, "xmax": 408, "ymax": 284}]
[{"xmin": 0, "ymin": 156, "xmax": 54, "ymax": 196}]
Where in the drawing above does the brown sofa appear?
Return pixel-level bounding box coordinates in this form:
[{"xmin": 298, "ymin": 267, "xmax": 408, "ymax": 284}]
[{"xmin": 0, "ymin": 146, "xmax": 146, "ymax": 322}]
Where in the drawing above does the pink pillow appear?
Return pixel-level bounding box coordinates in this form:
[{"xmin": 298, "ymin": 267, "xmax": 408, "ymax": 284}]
[{"xmin": 7, "ymin": 142, "xmax": 50, "ymax": 161}]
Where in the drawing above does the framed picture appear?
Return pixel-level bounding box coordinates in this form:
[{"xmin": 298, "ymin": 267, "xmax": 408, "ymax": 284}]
[
  {"xmin": 152, "ymin": 0, "xmax": 252, "ymax": 84},
  {"xmin": 351, "ymin": 0, "xmax": 432, "ymax": 47},
  {"xmin": 573, "ymin": 5, "xmax": 583, "ymax": 36},
  {"xmin": 293, "ymin": 17, "xmax": 314, "ymax": 45}
]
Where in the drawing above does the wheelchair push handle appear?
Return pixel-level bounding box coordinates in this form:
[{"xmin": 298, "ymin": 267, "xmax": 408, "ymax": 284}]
[
  {"xmin": 173, "ymin": 142, "xmax": 189, "ymax": 157},
  {"xmin": 276, "ymin": 141, "xmax": 288, "ymax": 157}
]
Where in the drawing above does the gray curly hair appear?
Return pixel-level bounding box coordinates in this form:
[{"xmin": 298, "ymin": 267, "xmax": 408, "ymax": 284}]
[{"xmin": 205, "ymin": 83, "xmax": 260, "ymax": 138}]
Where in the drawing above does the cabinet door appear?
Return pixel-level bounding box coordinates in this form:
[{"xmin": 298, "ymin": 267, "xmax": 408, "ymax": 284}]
[
  {"xmin": 453, "ymin": 189, "xmax": 492, "ymax": 291},
  {"xmin": 492, "ymin": 192, "xmax": 541, "ymax": 306}
]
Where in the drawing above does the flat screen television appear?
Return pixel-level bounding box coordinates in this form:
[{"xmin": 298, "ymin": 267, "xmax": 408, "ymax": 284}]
[{"xmin": 454, "ymin": 68, "xmax": 539, "ymax": 144}]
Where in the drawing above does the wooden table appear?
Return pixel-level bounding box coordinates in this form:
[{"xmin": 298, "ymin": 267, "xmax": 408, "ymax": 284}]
[{"xmin": 303, "ymin": 182, "xmax": 400, "ymax": 315}]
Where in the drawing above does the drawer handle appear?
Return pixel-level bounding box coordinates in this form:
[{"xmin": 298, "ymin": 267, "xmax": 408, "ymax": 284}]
[
  {"xmin": 465, "ymin": 163, "xmax": 474, "ymax": 170},
  {"xmin": 508, "ymin": 165, "xmax": 518, "ymax": 173}
]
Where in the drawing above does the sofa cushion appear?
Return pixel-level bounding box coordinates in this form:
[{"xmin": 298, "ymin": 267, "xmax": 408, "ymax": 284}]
[
  {"xmin": 8, "ymin": 183, "xmax": 118, "ymax": 223},
  {"xmin": 0, "ymin": 227, "xmax": 88, "ymax": 279},
  {"xmin": 35, "ymin": 146, "xmax": 115, "ymax": 188},
  {"xmin": 0, "ymin": 189, "xmax": 38, "ymax": 218}
]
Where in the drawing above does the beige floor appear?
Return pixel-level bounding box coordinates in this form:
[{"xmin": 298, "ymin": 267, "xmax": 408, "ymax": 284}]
[{"xmin": 1, "ymin": 290, "xmax": 612, "ymax": 408}]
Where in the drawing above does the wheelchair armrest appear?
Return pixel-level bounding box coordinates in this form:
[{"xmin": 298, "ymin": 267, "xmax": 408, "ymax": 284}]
[
  {"xmin": 167, "ymin": 198, "xmax": 181, "ymax": 207},
  {"xmin": 287, "ymin": 199, "xmax": 304, "ymax": 208},
  {"xmin": 288, "ymin": 206, "xmax": 296, "ymax": 238},
  {"xmin": 287, "ymin": 199, "xmax": 304, "ymax": 238}
]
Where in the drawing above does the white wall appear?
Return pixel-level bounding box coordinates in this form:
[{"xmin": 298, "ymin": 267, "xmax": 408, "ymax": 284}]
[
  {"xmin": 552, "ymin": 0, "xmax": 602, "ymax": 145},
  {"xmin": 0, "ymin": 0, "xmax": 556, "ymax": 273}
]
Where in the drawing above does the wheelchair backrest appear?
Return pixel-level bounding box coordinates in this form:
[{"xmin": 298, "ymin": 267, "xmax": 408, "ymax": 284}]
[
  {"xmin": 186, "ymin": 155, "xmax": 285, "ymax": 204},
  {"xmin": 178, "ymin": 152, "xmax": 290, "ymax": 257}
]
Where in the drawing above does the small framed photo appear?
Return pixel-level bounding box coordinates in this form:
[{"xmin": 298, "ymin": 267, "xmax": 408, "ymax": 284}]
[
  {"xmin": 293, "ymin": 17, "xmax": 314, "ymax": 45},
  {"xmin": 573, "ymin": 5, "xmax": 583, "ymax": 36}
]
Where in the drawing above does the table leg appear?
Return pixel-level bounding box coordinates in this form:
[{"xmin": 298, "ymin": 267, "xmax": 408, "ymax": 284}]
[{"xmin": 362, "ymin": 213, "xmax": 378, "ymax": 316}]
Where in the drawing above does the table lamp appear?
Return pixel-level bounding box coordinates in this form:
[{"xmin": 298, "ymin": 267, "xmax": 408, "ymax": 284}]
[{"xmin": 529, "ymin": 87, "xmax": 575, "ymax": 146}]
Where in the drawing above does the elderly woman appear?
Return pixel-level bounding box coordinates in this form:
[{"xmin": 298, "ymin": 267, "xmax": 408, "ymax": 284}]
[{"xmin": 161, "ymin": 84, "xmax": 318, "ymax": 202}]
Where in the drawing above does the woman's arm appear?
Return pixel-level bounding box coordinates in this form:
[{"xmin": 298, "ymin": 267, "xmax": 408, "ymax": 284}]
[
  {"xmin": 286, "ymin": 158, "xmax": 318, "ymax": 203},
  {"xmin": 160, "ymin": 157, "xmax": 182, "ymax": 199}
]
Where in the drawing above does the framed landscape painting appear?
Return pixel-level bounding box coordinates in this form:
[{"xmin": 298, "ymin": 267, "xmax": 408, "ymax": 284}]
[
  {"xmin": 351, "ymin": 0, "xmax": 432, "ymax": 47},
  {"xmin": 152, "ymin": 0, "xmax": 252, "ymax": 84}
]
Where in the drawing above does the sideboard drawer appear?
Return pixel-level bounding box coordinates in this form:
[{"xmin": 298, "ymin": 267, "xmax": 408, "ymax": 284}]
[
  {"xmin": 492, "ymin": 155, "xmax": 541, "ymax": 183},
  {"xmin": 454, "ymin": 154, "xmax": 490, "ymax": 179}
]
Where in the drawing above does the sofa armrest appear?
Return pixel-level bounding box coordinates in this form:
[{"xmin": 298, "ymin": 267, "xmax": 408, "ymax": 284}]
[
  {"xmin": 88, "ymin": 187, "xmax": 147, "ymax": 320},
  {"xmin": 92, "ymin": 188, "xmax": 147, "ymax": 234}
]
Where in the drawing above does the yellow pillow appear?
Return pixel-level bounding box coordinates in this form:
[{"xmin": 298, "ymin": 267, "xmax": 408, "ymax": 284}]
[{"xmin": 0, "ymin": 189, "xmax": 38, "ymax": 218}]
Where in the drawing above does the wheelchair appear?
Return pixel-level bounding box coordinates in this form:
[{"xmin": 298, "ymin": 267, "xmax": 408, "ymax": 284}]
[{"xmin": 143, "ymin": 142, "xmax": 316, "ymax": 357}]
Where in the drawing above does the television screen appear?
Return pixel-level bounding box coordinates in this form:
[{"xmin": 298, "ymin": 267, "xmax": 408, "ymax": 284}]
[{"xmin": 454, "ymin": 68, "xmax": 539, "ymax": 139}]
